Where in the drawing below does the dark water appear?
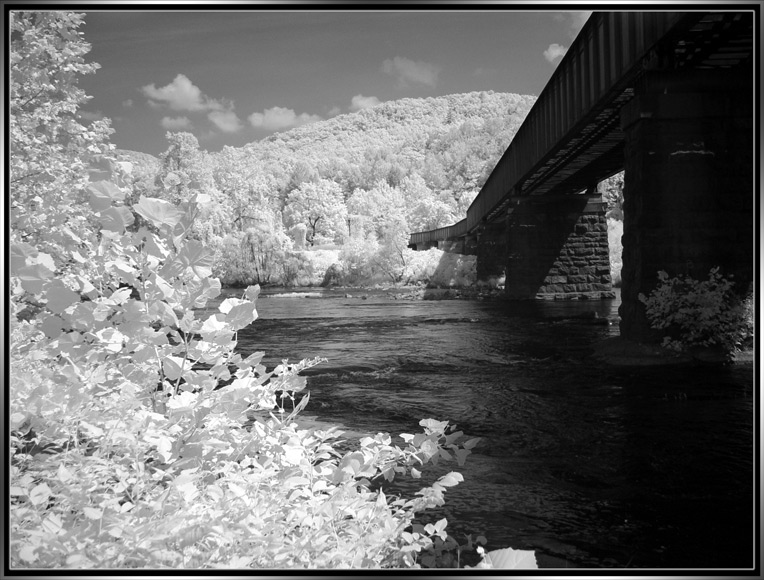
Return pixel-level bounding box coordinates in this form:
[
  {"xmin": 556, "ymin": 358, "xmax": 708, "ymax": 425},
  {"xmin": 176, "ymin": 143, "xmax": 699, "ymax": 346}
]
[{"xmin": 216, "ymin": 287, "xmax": 755, "ymax": 569}]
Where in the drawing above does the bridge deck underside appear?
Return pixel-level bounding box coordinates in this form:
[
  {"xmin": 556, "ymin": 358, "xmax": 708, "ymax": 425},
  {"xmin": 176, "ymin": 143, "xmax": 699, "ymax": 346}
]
[{"xmin": 409, "ymin": 11, "xmax": 753, "ymax": 247}]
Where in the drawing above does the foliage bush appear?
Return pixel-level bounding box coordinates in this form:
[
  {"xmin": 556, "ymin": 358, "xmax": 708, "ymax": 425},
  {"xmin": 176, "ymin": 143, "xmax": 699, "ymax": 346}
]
[
  {"xmin": 400, "ymin": 249, "xmax": 476, "ymax": 288},
  {"xmin": 638, "ymin": 267, "xmax": 754, "ymax": 357},
  {"xmin": 8, "ymin": 11, "xmax": 543, "ymax": 570},
  {"xmin": 10, "ymin": 169, "xmax": 486, "ymax": 568},
  {"xmin": 211, "ymin": 232, "xmax": 256, "ymax": 286},
  {"xmin": 339, "ymin": 236, "xmax": 381, "ymax": 285},
  {"xmin": 428, "ymin": 252, "xmax": 477, "ymax": 288},
  {"xmin": 295, "ymin": 249, "xmax": 341, "ymax": 286}
]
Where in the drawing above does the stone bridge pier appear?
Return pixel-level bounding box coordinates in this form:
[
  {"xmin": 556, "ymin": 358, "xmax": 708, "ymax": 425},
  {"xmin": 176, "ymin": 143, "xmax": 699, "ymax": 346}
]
[
  {"xmin": 501, "ymin": 194, "xmax": 614, "ymax": 300},
  {"xmin": 475, "ymin": 223, "xmax": 506, "ymax": 281},
  {"xmin": 618, "ymin": 68, "xmax": 754, "ymax": 342}
]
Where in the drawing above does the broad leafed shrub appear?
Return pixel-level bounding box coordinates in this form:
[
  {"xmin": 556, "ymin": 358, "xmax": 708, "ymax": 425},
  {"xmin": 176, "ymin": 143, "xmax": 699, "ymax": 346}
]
[
  {"xmin": 10, "ymin": 175, "xmax": 483, "ymax": 569},
  {"xmin": 638, "ymin": 267, "xmax": 753, "ymax": 357}
]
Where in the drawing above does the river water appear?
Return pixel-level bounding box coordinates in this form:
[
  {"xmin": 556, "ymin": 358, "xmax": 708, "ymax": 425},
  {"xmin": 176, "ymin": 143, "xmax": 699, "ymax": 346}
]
[{"xmin": 213, "ymin": 286, "xmax": 754, "ymax": 569}]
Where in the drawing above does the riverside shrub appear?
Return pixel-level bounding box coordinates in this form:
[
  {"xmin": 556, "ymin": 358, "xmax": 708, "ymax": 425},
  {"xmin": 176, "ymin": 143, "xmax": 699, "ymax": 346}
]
[
  {"xmin": 399, "ymin": 248, "xmax": 476, "ymax": 287},
  {"xmin": 638, "ymin": 267, "xmax": 754, "ymax": 357},
  {"xmin": 9, "ymin": 170, "xmax": 490, "ymax": 569}
]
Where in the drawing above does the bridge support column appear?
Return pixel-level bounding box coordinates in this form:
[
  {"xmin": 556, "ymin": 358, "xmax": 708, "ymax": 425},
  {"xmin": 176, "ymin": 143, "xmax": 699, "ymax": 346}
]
[
  {"xmin": 505, "ymin": 195, "xmax": 614, "ymax": 300},
  {"xmin": 464, "ymin": 234, "xmax": 478, "ymax": 255},
  {"xmin": 476, "ymin": 223, "xmax": 506, "ymax": 281},
  {"xmin": 619, "ymin": 69, "xmax": 754, "ymax": 343}
]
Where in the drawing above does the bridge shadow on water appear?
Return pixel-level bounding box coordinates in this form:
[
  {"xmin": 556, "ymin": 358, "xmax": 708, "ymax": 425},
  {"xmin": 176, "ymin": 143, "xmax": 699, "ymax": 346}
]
[{"xmin": 379, "ymin": 283, "xmax": 753, "ymax": 570}]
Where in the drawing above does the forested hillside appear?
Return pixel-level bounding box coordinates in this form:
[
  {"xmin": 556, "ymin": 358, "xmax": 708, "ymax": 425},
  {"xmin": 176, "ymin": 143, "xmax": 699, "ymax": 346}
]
[{"xmin": 120, "ymin": 91, "xmax": 538, "ymax": 287}]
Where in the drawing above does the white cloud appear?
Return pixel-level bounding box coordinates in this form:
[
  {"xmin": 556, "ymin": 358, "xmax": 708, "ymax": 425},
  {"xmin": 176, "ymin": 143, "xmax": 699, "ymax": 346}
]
[
  {"xmin": 161, "ymin": 116, "xmax": 193, "ymax": 130},
  {"xmin": 544, "ymin": 43, "xmax": 568, "ymax": 64},
  {"xmin": 350, "ymin": 94, "xmax": 381, "ymax": 111},
  {"xmin": 248, "ymin": 106, "xmax": 322, "ymax": 131},
  {"xmin": 208, "ymin": 110, "xmax": 242, "ymax": 133},
  {"xmin": 327, "ymin": 106, "xmax": 342, "ymax": 117},
  {"xmin": 142, "ymin": 74, "xmax": 247, "ymax": 134},
  {"xmin": 382, "ymin": 56, "xmax": 440, "ymax": 88},
  {"xmin": 142, "ymin": 74, "xmax": 222, "ymax": 112},
  {"xmin": 122, "ymin": 99, "xmax": 133, "ymax": 108}
]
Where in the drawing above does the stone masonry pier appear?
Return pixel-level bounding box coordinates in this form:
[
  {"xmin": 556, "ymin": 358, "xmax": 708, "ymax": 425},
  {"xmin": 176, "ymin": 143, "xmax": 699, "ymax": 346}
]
[
  {"xmin": 505, "ymin": 194, "xmax": 614, "ymax": 300},
  {"xmin": 618, "ymin": 68, "xmax": 754, "ymax": 342}
]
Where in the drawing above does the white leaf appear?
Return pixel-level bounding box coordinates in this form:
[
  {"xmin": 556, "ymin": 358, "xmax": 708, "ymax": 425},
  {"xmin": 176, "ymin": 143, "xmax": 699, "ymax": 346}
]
[
  {"xmin": 41, "ymin": 513, "xmax": 63, "ymax": 535},
  {"xmin": 57, "ymin": 463, "xmax": 74, "ymax": 483},
  {"xmin": 83, "ymin": 506, "xmax": 103, "ymax": 520},
  {"xmin": 29, "ymin": 482, "xmax": 51, "ymax": 506}
]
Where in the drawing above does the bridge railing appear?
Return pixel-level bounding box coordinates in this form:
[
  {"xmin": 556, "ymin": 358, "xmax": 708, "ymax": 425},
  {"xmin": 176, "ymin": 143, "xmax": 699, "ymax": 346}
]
[
  {"xmin": 410, "ymin": 11, "xmax": 689, "ymax": 247},
  {"xmin": 409, "ymin": 218, "xmax": 468, "ymax": 246}
]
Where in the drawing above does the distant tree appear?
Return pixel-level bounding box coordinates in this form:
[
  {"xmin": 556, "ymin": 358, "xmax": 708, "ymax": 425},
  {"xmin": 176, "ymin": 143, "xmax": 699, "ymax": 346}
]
[
  {"xmin": 347, "ymin": 180, "xmax": 407, "ymax": 238},
  {"xmin": 401, "ymin": 175, "xmax": 456, "ymax": 232},
  {"xmin": 156, "ymin": 132, "xmax": 207, "ymax": 203},
  {"xmin": 339, "ymin": 234, "xmax": 380, "ymax": 285},
  {"xmin": 372, "ymin": 215, "xmax": 412, "ymax": 284},
  {"xmin": 456, "ymin": 189, "xmax": 479, "ymax": 216},
  {"xmin": 359, "ymin": 147, "xmax": 400, "ymax": 189},
  {"xmin": 283, "ymin": 179, "xmax": 347, "ymax": 246},
  {"xmin": 213, "ymin": 147, "xmax": 279, "ymax": 233},
  {"xmin": 287, "ymin": 160, "xmax": 319, "ymax": 192},
  {"xmin": 243, "ymin": 212, "xmax": 292, "ymax": 284},
  {"xmin": 119, "ymin": 151, "xmax": 160, "ymax": 205},
  {"xmin": 156, "ymin": 131, "xmax": 225, "ymax": 241},
  {"xmin": 419, "ymin": 153, "xmax": 449, "ymax": 191}
]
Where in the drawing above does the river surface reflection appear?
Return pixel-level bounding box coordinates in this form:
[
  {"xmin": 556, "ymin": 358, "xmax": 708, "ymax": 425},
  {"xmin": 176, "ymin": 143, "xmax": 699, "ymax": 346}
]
[{"xmin": 212, "ymin": 287, "xmax": 754, "ymax": 569}]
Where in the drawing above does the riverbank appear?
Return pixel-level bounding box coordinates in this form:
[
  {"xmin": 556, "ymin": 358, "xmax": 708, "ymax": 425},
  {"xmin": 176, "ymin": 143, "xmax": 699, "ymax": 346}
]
[{"xmin": 246, "ymin": 283, "xmax": 506, "ymax": 301}]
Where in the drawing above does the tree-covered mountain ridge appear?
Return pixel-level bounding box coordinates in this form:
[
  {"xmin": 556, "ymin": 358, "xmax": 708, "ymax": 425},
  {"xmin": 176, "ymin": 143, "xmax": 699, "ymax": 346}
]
[
  {"xmin": 120, "ymin": 90, "xmax": 537, "ymax": 203},
  {"xmin": 117, "ymin": 91, "xmax": 539, "ymax": 287},
  {"xmin": 255, "ymin": 90, "xmax": 536, "ymax": 157}
]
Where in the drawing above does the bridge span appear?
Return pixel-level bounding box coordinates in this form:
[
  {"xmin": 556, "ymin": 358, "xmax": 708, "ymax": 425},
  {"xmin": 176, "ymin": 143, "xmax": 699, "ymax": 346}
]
[{"xmin": 409, "ymin": 10, "xmax": 754, "ymax": 342}]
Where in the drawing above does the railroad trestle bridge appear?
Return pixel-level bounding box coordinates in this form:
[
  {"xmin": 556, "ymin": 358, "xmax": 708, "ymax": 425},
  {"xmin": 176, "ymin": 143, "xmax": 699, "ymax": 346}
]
[{"xmin": 409, "ymin": 11, "xmax": 754, "ymax": 342}]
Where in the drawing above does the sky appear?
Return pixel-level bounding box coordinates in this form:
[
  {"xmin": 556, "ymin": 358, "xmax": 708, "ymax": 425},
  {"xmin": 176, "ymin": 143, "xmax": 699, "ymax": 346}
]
[{"xmin": 76, "ymin": 8, "xmax": 592, "ymax": 156}]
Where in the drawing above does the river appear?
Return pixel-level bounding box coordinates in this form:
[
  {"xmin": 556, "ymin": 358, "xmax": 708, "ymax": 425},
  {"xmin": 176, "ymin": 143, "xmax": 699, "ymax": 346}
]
[{"xmin": 210, "ymin": 286, "xmax": 754, "ymax": 569}]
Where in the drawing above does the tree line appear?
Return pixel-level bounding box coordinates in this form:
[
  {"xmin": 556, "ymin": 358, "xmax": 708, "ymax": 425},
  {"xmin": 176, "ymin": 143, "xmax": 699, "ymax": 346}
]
[{"xmin": 123, "ymin": 91, "xmax": 539, "ymax": 286}]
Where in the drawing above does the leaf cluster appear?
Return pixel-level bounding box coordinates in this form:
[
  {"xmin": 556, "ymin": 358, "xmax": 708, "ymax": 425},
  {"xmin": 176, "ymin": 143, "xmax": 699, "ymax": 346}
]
[{"xmin": 638, "ymin": 267, "xmax": 754, "ymax": 357}]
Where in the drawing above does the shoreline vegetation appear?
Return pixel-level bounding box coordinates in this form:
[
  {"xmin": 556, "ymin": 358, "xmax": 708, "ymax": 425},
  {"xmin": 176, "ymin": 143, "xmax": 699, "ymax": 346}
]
[{"xmin": 226, "ymin": 282, "xmax": 504, "ymax": 301}]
